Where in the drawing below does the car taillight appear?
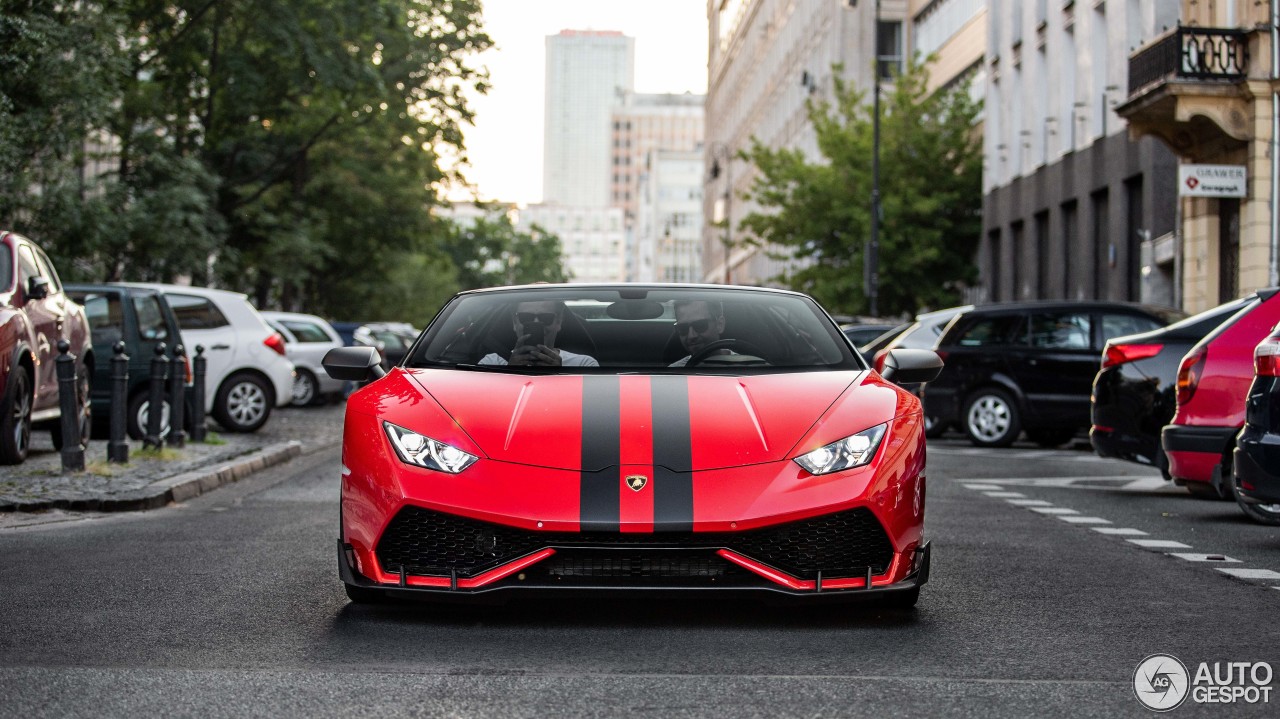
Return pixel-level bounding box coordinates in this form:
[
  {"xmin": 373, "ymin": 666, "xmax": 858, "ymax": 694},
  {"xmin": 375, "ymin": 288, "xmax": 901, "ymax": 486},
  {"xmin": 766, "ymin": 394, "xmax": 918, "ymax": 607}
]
[
  {"xmin": 1257, "ymin": 336, "xmax": 1280, "ymax": 377},
  {"xmin": 1102, "ymin": 343, "xmax": 1164, "ymax": 369},
  {"xmin": 934, "ymin": 350, "xmax": 948, "ymax": 363},
  {"xmin": 264, "ymin": 333, "xmax": 287, "ymax": 356},
  {"xmin": 1176, "ymin": 348, "xmax": 1207, "ymax": 406}
]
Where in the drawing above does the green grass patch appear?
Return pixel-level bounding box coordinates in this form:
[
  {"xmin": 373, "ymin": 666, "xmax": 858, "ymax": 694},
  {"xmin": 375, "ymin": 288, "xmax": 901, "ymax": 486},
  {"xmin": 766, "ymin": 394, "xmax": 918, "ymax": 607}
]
[
  {"xmin": 133, "ymin": 446, "xmax": 184, "ymax": 461},
  {"xmin": 201, "ymin": 431, "xmax": 226, "ymax": 446}
]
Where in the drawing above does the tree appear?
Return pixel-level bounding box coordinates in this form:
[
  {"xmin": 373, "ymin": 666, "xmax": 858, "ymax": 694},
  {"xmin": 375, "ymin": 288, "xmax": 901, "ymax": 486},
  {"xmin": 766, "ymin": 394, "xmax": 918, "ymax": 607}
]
[
  {"xmin": 740, "ymin": 57, "xmax": 983, "ymax": 317},
  {"xmin": 441, "ymin": 208, "xmax": 570, "ymax": 290}
]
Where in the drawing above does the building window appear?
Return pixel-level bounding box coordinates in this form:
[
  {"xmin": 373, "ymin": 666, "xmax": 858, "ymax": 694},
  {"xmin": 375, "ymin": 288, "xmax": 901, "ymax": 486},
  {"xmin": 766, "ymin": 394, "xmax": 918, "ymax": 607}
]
[{"xmin": 877, "ymin": 21, "xmax": 904, "ymax": 80}]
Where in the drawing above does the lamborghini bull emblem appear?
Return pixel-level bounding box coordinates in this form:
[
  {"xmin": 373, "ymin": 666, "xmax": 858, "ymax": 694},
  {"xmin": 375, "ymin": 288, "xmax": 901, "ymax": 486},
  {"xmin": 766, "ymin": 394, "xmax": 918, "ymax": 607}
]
[{"xmin": 625, "ymin": 474, "xmax": 648, "ymax": 492}]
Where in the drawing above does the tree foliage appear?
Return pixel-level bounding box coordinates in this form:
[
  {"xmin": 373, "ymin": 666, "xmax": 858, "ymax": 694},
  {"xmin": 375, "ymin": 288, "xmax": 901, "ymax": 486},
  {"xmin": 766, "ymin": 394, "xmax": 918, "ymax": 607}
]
[
  {"xmin": 740, "ymin": 58, "xmax": 983, "ymax": 317},
  {"xmin": 442, "ymin": 209, "xmax": 570, "ymax": 290},
  {"xmin": 0, "ymin": 1, "xmax": 569, "ymax": 323}
]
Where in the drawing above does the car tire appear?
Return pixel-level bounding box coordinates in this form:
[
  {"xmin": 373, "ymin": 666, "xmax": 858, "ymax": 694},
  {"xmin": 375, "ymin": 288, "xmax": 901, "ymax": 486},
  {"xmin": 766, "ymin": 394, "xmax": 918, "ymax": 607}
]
[
  {"xmin": 923, "ymin": 414, "xmax": 948, "ymax": 439},
  {"xmin": 51, "ymin": 365, "xmax": 92, "ymax": 451},
  {"xmin": 291, "ymin": 369, "xmax": 320, "ymax": 407},
  {"xmin": 1025, "ymin": 427, "xmax": 1075, "ymax": 448},
  {"xmin": 213, "ymin": 372, "xmax": 272, "ymax": 433},
  {"xmin": 0, "ymin": 365, "xmax": 32, "ymax": 465},
  {"xmin": 1223, "ymin": 449, "xmax": 1280, "ymax": 525},
  {"xmin": 344, "ymin": 583, "xmax": 385, "ymax": 604},
  {"xmin": 127, "ymin": 391, "xmax": 171, "ymax": 441},
  {"xmin": 963, "ymin": 388, "xmax": 1021, "ymax": 448}
]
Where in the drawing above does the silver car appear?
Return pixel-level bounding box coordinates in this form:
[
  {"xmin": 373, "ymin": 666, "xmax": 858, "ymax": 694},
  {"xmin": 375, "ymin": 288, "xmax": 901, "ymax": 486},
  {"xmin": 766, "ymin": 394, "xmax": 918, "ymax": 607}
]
[{"xmin": 261, "ymin": 311, "xmax": 346, "ymax": 406}]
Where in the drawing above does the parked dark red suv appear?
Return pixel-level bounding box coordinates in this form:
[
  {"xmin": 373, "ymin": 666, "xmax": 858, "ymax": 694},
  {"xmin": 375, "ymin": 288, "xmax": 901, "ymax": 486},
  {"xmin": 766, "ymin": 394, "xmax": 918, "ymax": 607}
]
[
  {"xmin": 1161, "ymin": 288, "xmax": 1280, "ymax": 500},
  {"xmin": 0, "ymin": 231, "xmax": 94, "ymax": 463}
]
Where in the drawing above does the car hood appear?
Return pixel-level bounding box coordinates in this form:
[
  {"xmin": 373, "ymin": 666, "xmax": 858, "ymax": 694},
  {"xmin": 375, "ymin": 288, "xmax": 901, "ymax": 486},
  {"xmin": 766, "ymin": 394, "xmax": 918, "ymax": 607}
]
[{"xmin": 390, "ymin": 368, "xmax": 885, "ymax": 472}]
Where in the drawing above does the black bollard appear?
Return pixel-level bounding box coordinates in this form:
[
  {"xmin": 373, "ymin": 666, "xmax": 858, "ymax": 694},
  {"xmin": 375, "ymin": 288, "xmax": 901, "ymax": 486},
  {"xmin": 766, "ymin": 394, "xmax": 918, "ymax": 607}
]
[
  {"xmin": 108, "ymin": 341, "xmax": 129, "ymax": 464},
  {"xmin": 144, "ymin": 342, "xmax": 168, "ymax": 450},
  {"xmin": 190, "ymin": 345, "xmax": 207, "ymax": 442},
  {"xmin": 56, "ymin": 340, "xmax": 85, "ymax": 472},
  {"xmin": 167, "ymin": 344, "xmax": 186, "ymax": 449}
]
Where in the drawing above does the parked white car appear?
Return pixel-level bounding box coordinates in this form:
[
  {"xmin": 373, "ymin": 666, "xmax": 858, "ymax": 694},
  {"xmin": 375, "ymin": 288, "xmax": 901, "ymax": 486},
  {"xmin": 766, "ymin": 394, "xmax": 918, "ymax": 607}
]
[
  {"xmin": 261, "ymin": 311, "xmax": 346, "ymax": 406},
  {"xmin": 115, "ymin": 283, "xmax": 294, "ymax": 432}
]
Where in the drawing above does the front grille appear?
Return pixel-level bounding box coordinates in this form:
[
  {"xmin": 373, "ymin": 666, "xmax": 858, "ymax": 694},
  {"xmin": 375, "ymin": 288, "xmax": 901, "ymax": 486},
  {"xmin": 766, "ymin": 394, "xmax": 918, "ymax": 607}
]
[
  {"xmin": 542, "ymin": 550, "xmax": 745, "ymax": 579},
  {"xmin": 375, "ymin": 506, "xmax": 894, "ymax": 580}
]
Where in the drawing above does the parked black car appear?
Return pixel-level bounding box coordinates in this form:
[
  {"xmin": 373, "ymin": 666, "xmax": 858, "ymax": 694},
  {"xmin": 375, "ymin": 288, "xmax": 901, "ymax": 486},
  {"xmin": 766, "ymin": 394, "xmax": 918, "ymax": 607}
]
[
  {"xmin": 1232, "ymin": 321, "xmax": 1280, "ymax": 524},
  {"xmin": 924, "ymin": 301, "xmax": 1180, "ymax": 447},
  {"xmin": 64, "ymin": 284, "xmax": 186, "ymax": 440},
  {"xmin": 1091, "ymin": 298, "xmax": 1247, "ymax": 474}
]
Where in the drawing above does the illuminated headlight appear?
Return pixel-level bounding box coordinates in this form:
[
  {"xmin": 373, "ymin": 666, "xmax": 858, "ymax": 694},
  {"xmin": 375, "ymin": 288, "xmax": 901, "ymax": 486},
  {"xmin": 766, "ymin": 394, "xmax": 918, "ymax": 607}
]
[
  {"xmin": 383, "ymin": 422, "xmax": 477, "ymax": 474},
  {"xmin": 794, "ymin": 423, "xmax": 888, "ymax": 475}
]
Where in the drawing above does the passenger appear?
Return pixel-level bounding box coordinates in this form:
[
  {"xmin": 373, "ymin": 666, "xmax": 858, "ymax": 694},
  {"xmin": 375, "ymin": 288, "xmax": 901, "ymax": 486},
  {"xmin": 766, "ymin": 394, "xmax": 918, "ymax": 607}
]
[
  {"xmin": 479, "ymin": 300, "xmax": 599, "ymax": 367},
  {"xmin": 669, "ymin": 299, "xmax": 732, "ymax": 366}
]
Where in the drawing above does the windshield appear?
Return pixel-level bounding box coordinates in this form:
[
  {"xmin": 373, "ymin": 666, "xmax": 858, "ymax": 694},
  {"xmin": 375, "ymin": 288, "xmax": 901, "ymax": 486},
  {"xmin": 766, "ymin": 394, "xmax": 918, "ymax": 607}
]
[{"xmin": 409, "ymin": 287, "xmax": 862, "ymax": 373}]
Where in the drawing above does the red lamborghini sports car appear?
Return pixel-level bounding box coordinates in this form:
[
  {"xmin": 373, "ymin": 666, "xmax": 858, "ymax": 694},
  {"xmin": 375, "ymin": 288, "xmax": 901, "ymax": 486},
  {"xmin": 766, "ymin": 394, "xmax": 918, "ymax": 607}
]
[{"xmin": 323, "ymin": 285, "xmax": 942, "ymax": 607}]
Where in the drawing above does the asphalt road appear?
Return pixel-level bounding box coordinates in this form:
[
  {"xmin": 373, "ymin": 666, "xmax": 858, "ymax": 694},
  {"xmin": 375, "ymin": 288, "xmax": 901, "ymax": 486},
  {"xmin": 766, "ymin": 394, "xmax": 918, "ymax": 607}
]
[{"xmin": 1, "ymin": 422, "xmax": 1278, "ymax": 717}]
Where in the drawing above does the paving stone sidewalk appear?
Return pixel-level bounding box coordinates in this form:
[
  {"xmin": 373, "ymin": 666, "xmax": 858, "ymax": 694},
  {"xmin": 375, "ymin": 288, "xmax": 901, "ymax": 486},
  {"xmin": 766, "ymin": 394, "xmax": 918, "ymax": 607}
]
[{"xmin": 0, "ymin": 403, "xmax": 345, "ymax": 512}]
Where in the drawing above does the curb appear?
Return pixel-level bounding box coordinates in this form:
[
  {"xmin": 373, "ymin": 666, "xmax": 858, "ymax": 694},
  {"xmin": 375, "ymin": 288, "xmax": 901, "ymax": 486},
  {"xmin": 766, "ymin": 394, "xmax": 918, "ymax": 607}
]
[{"xmin": 0, "ymin": 440, "xmax": 303, "ymax": 513}]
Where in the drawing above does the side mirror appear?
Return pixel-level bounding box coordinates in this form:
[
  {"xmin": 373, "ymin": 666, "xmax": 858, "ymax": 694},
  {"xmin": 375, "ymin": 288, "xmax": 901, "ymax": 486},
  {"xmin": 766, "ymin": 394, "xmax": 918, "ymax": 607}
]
[
  {"xmin": 323, "ymin": 346, "xmax": 387, "ymax": 382},
  {"xmin": 26, "ymin": 276, "xmax": 49, "ymax": 301},
  {"xmin": 877, "ymin": 349, "xmax": 943, "ymax": 385}
]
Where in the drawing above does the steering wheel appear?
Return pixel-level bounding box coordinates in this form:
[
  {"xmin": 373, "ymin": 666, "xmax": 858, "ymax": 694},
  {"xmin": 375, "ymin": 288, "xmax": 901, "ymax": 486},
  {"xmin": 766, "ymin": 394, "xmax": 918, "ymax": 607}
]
[{"xmin": 685, "ymin": 339, "xmax": 770, "ymax": 367}]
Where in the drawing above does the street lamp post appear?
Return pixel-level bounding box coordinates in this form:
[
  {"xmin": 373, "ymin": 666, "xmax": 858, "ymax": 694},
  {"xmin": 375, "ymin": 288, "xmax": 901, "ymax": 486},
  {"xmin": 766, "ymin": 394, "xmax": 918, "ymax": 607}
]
[
  {"xmin": 867, "ymin": 0, "xmax": 882, "ymax": 317},
  {"xmin": 709, "ymin": 142, "xmax": 733, "ymax": 284}
]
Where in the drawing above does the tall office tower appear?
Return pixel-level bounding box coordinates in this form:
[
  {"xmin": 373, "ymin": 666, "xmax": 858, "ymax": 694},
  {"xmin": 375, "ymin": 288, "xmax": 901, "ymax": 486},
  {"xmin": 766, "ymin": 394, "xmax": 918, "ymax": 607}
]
[
  {"xmin": 610, "ymin": 92, "xmax": 705, "ymax": 221},
  {"xmin": 543, "ymin": 30, "xmax": 635, "ymax": 207}
]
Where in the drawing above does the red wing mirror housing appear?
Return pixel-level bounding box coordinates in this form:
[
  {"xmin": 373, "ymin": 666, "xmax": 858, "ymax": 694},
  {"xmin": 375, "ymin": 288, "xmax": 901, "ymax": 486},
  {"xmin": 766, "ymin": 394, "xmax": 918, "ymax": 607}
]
[{"xmin": 878, "ymin": 349, "xmax": 944, "ymax": 385}]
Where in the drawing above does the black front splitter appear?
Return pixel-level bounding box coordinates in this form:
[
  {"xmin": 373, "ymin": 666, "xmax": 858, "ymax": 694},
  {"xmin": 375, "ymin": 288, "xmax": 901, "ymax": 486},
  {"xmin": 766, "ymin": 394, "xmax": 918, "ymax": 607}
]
[{"xmin": 337, "ymin": 539, "xmax": 930, "ymax": 606}]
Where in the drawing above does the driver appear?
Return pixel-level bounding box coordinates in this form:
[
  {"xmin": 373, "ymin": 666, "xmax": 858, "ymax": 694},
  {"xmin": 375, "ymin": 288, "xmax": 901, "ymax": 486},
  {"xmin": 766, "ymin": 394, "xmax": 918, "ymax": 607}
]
[
  {"xmin": 669, "ymin": 299, "xmax": 731, "ymax": 367},
  {"xmin": 479, "ymin": 300, "xmax": 599, "ymax": 367}
]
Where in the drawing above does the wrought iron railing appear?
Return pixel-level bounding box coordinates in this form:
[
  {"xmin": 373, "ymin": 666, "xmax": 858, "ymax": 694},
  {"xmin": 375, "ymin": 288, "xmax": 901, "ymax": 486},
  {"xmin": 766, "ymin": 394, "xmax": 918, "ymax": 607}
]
[{"xmin": 1128, "ymin": 26, "xmax": 1249, "ymax": 95}]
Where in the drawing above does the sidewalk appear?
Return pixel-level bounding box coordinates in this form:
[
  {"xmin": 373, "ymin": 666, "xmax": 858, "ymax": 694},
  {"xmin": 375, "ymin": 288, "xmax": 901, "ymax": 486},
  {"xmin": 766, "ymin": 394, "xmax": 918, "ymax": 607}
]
[{"xmin": 0, "ymin": 403, "xmax": 345, "ymax": 512}]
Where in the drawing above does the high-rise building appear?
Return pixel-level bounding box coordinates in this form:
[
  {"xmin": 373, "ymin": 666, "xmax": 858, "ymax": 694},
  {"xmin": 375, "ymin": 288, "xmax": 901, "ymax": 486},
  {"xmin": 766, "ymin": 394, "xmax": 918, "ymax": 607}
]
[
  {"xmin": 543, "ymin": 30, "xmax": 635, "ymax": 207},
  {"xmin": 635, "ymin": 149, "xmax": 704, "ymax": 283},
  {"xmin": 609, "ymin": 93, "xmax": 705, "ymax": 221},
  {"xmin": 982, "ymin": 0, "xmax": 1181, "ymax": 308},
  {"xmin": 517, "ymin": 205, "xmax": 627, "ymax": 283}
]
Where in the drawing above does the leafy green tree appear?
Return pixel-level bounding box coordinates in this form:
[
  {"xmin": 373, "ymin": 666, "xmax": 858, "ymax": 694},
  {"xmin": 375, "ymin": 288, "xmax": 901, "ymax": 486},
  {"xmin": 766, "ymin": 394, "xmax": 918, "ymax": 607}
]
[
  {"xmin": 740, "ymin": 58, "xmax": 982, "ymax": 317},
  {"xmin": 442, "ymin": 208, "xmax": 570, "ymax": 290}
]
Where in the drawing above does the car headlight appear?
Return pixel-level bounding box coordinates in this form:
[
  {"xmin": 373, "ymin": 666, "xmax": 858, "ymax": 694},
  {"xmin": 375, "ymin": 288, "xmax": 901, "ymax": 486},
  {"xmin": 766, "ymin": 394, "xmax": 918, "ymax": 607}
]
[
  {"xmin": 383, "ymin": 422, "xmax": 477, "ymax": 474},
  {"xmin": 794, "ymin": 423, "xmax": 888, "ymax": 475}
]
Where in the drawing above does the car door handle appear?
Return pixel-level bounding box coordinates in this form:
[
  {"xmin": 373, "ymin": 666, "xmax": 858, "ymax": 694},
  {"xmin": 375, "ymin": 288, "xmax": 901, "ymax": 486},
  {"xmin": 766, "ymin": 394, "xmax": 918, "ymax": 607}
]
[{"xmin": 210, "ymin": 344, "xmax": 231, "ymax": 350}]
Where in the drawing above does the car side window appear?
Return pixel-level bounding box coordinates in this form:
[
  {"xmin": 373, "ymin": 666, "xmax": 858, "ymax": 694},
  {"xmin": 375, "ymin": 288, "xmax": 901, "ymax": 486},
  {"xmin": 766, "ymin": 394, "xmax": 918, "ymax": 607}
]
[
  {"xmin": 132, "ymin": 295, "xmax": 170, "ymax": 341},
  {"xmin": 281, "ymin": 320, "xmax": 331, "ymax": 343},
  {"xmin": 955, "ymin": 316, "xmax": 1026, "ymax": 347},
  {"xmin": 1029, "ymin": 312, "xmax": 1091, "ymax": 349},
  {"xmin": 83, "ymin": 294, "xmax": 125, "ymax": 346},
  {"xmin": 166, "ymin": 293, "xmax": 230, "ymax": 330},
  {"xmin": 1100, "ymin": 313, "xmax": 1161, "ymax": 344},
  {"xmin": 0, "ymin": 244, "xmax": 12, "ymax": 292},
  {"xmin": 16, "ymin": 245, "xmax": 39, "ymax": 293},
  {"xmin": 32, "ymin": 247, "xmax": 62, "ymax": 292}
]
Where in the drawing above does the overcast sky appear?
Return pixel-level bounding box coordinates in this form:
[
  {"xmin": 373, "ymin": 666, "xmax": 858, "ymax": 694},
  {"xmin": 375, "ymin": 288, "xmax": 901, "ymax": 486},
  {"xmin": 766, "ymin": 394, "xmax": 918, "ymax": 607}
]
[{"xmin": 453, "ymin": 0, "xmax": 709, "ymax": 205}]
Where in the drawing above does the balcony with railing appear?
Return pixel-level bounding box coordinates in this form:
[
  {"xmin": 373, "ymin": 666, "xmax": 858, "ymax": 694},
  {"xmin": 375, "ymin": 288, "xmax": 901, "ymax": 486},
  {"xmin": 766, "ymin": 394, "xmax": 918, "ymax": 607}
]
[{"xmin": 1117, "ymin": 25, "xmax": 1258, "ymax": 157}]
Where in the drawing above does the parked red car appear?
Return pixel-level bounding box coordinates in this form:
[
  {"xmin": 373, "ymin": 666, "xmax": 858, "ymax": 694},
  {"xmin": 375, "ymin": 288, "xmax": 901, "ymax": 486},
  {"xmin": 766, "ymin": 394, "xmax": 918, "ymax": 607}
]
[
  {"xmin": 0, "ymin": 231, "xmax": 94, "ymax": 463},
  {"xmin": 1231, "ymin": 322, "xmax": 1280, "ymax": 524},
  {"xmin": 1161, "ymin": 288, "xmax": 1280, "ymax": 498}
]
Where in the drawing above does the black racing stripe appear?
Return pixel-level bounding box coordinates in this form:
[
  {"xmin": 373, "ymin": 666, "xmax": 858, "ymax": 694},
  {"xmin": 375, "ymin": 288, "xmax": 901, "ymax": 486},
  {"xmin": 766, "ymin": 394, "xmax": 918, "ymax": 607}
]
[
  {"xmin": 651, "ymin": 376, "xmax": 693, "ymax": 531},
  {"xmin": 580, "ymin": 375, "xmax": 620, "ymax": 531}
]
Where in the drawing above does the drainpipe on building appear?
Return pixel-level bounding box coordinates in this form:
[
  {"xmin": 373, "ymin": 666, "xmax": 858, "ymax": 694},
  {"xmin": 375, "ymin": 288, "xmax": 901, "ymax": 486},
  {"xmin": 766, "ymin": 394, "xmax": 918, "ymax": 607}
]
[{"xmin": 1271, "ymin": 0, "xmax": 1279, "ymax": 287}]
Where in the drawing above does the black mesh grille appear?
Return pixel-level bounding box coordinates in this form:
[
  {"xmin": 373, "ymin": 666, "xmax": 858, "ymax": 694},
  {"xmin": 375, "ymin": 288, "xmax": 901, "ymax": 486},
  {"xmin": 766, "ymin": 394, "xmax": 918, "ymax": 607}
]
[
  {"xmin": 541, "ymin": 550, "xmax": 746, "ymax": 579},
  {"xmin": 375, "ymin": 506, "xmax": 894, "ymax": 580}
]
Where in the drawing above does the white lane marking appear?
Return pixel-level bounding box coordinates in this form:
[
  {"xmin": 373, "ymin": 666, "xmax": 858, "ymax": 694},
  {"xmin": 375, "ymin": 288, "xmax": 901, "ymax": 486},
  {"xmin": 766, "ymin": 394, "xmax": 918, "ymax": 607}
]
[
  {"xmin": 1128, "ymin": 539, "xmax": 1193, "ymax": 549},
  {"xmin": 948, "ymin": 476, "xmax": 1178, "ymax": 493},
  {"xmin": 1059, "ymin": 516, "xmax": 1112, "ymax": 524},
  {"xmin": 1167, "ymin": 553, "xmax": 1242, "ymax": 563},
  {"xmin": 984, "ymin": 491, "xmax": 1026, "ymax": 498},
  {"xmin": 962, "ymin": 484, "xmax": 1002, "ymax": 490},
  {"xmin": 1031, "ymin": 507, "xmax": 1079, "ymax": 515},
  {"xmin": 1217, "ymin": 568, "xmax": 1280, "ymax": 580},
  {"xmin": 1007, "ymin": 499, "xmax": 1054, "ymax": 506},
  {"xmin": 1093, "ymin": 527, "xmax": 1148, "ymax": 536}
]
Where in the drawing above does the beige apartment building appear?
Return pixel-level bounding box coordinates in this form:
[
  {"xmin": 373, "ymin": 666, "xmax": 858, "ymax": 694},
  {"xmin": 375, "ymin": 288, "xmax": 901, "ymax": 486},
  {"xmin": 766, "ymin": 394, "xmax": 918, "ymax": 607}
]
[{"xmin": 1117, "ymin": 0, "xmax": 1280, "ymax": 311}]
